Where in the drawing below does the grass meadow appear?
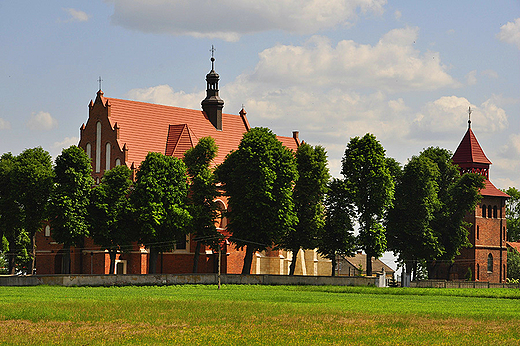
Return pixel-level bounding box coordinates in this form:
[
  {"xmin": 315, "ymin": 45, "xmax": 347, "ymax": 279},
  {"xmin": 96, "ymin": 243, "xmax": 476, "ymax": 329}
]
[{"xmin": 1, "ymin": 285, "xmax": 520, "ymax": 345}]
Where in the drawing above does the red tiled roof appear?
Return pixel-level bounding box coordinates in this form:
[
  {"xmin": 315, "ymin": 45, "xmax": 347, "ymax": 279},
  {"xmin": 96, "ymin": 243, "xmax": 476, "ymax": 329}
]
[
  {"xmin": 507, "ymin": 242, "xmax": 520, "ymax": 253},
  {"xmin": 104, "ymin": 97, "xmax": 249, "ymax": 167},
  {"xmin": 481, "ymin": 179, "xmax": 510, "ymax": 198},
  {"xmin": 277, "ymin": 135, "xmax": 300, "ymax": 152},
  {"xmin": 452, "ymin": 128, "xmax": 492, "ymax": 165}
]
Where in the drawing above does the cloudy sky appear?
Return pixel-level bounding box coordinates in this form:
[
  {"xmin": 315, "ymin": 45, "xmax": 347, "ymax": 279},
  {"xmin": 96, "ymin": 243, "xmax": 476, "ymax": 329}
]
[{"xmin": 1, "ymin": 1, "xmax": 519, "ymax": 190}]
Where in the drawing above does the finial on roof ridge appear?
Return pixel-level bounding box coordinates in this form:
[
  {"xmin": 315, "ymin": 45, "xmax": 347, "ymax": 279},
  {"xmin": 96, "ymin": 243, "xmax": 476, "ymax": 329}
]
[
  {"xmin": 210, "ymin": 45, "xmax": 216, "ymax": 71},
  {"xmin": 468, "ymin": 106, "xmax": 472, "ymax": 129}
]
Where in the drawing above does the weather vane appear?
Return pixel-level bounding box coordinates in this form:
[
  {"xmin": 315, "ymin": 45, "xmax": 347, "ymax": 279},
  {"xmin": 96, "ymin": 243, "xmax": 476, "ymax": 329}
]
[
  {"xmin": 210, "ymin": 45, "xmax": 216, "ymax": 70},
  {"xmin": 98, "ymin": 76, "xmax": 103, "ymax": 91},
  {"xmin": 468, "ymin": 106, "xmax": 472, "ymax": 128}
]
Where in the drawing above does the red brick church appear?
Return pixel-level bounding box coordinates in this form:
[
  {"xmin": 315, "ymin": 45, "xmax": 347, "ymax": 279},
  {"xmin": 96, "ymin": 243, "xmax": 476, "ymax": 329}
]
[
  {"xmin": 35, "ymin": 58, "xmax": 301, "ymax": 275},
  {"xmin": 435, "ymin": 113, "xmax": 510, "ymax": 283}
]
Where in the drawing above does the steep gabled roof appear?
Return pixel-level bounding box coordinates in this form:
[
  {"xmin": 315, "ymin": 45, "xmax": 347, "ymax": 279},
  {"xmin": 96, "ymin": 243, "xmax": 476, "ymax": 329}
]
[
  {"xmin": 481, "ymin": 179, "xmax": 510, "ymax": 198},
  {"xmin": 452, "ymin": 127, "xmax": 492, "ymax": 165},
  {"xmin": 104, "ymin": 97, "xmax": 249, "ymax": 167}
]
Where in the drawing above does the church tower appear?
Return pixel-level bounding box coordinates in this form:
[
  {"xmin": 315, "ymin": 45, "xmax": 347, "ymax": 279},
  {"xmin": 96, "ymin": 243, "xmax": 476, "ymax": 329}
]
[
  {"xmin": 201, "ymin": 47, "xmax": 224, "ymax": 131},
  {"xmin": 451, "ymin": 108, "xmax": 510, "ymax": 283}
]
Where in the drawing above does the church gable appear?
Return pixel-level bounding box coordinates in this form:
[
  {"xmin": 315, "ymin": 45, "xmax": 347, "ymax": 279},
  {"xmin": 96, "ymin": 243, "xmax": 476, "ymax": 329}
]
[{"xmin": 165, "ymin": 124, "xmax": 199, "ymax": 158}]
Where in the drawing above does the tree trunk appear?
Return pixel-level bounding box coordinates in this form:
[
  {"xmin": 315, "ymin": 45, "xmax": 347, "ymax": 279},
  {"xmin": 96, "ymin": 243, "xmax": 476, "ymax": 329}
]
[
  {"xmin": 148, "ymin": 246, "xmax": 159, "ymax": 274},
  {"xmin": 331, "ymin": 255, "xmax": 336, "ymax": 276},
  {"xmin": 6, "ymin": 234, "xmax": 16, "ymax": 274},
  {"xmin": 241, "ymin": 246, "xmax": 255, "ymax": 274},
  {"xmin": 192, "ymin": 241, "xmax": 202, "ymax": 273},
  {"xmin": 30, "ymin": 233, "xmax": 36, "ymax": 275},
  {"xmin": 109, "ymin": 250, "xmax": 116, "ymax": 275},
  {"xmin": 366, "ymin": 253, "xmax": 373, "ymax": 276},
  {"xmin": 289, "ymin": 248, "xmax": 299, "ymax": 276}
]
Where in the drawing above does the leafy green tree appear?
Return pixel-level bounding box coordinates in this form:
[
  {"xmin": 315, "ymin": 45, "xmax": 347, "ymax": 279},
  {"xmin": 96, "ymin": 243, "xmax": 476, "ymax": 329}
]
[
  {"xmin": 0, "ymin": 153, "xmax": 23, "ymax": 274},
  {"xmin": 48, "ymin": 146, "xmax": 94, "ymax": 274},
  {"xmin": 317, "ymin": 178, "xmax": 356, "ymax": 276},
  {"xmin": 14, "ymin": 147, "xmax": 54, "ymax": 273},
  {"xmin": 341, "ymin": 133, "xmax": 394, "ymax": 276},
  {"xmin": 504, "ymin": 187, "xmax": 520, "ymax": 241},
  {"xmin": 131, "ymin": 152, "xmax": 191, "ymax": 274},
  {"xmin": 507, "ymin": 248, "xmax": 520, "ymax": 280},
  {"xmin": 216, "ymin": 127, "xmax": 298, "ymax": 275},
  {"xmin": 420, "ymin": 147, "xmax": 484, "ymax": 278},
  {"xmin": 183, "ymin": 137, "xmax": 221, "ymax": 273},
  {"xmin": 283, "ymin": 143, "xmax": 329, "ymax": 275},
  {"xmin": 88, "ymin": 165, "xmax": 134, "ymax": 274},
  {"xmin": 387, "ymin": 155, "xmax": 442, "ymax": 279}
]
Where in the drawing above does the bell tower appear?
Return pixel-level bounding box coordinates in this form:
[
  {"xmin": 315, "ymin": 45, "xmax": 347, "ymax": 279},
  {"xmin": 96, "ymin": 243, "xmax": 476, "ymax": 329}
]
[{"xmin": 201, "ymin": 46, "xmax": 224, "ymax": 130}]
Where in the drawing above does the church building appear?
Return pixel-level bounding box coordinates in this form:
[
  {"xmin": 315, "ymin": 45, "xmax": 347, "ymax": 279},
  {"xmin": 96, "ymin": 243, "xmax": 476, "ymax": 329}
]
[
  {"xmin": 35, "ymin": 57, "xmax": 311, "ymax": 275},
  {"xmin": 442, "ymin": 112, "xmax": 510, "ymax": 283}
]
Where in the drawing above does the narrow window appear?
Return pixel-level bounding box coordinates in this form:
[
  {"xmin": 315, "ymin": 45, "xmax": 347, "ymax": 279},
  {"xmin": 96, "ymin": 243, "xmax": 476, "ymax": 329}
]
[
  {"xmin": 96, "ymin": 122, "xmax": 101, "ymax": 173},
  {"xmin": 115, "ymin": 158, "xmax": 121, "ymax": 166},
  {"xmin": 44, "ymin": 225, "xmax": 51, "ymax": 237},
  {"xmin": 105, "ymin": 142, "xmax": 111, "ymax": 171},
  {"xmin": 476, "ymin": 264, "xmax": 480, "ymax": 280},
  {"xmin": 487, "ymin": 254, "xmax": 493, "ymax": 272},
  {"xmin": 86, "ymin": 143, "xmax": 91, "ymax": 159},
  {"xmin": 482, "ymin": 205, "xmax": 486, "ymax": 218},
  {"xmin": 493, "ymin": 206, "xmax": 498, "ymax": 218},
  {"xmin": 476, "ymin": 226, "xmax": 479, "ymax": 240},
  {"xmin": 488, "ymin": 205, "xmax": 492, "ymax": 219}
]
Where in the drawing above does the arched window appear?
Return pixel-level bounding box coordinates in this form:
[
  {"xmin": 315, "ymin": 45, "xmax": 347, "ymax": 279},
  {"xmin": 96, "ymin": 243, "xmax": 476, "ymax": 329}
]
[
  {"xmin": 476, "ymin": 226, "xmax": 479, "ymax": 240},
  {"xmin": 215, "ymin": 200, "xmax": 228, "ymax": 229},
  {"xmin": 86, "ymin": 143, "xmax": 91, "ymax": 159},
  {"xmin": 482, "ymin": 205, "xmax": 486, "ymax": 218},
  {"xmin": 493, "ymin": 206, "xmax": 498, "ymax": 218},
  {"xmin": 487, "ymin": 254, "xmax": 493, "ymax": 272},
  {"xmin": 115, "ymin": 158, "xmax": 121, "ymax": 166},
  {"xmin": 105, "ymin": 142, "xmax": 111, "ymax": 171},
  {"xmin": 96, "ymin": 122, "xmax": 102, "ymax": 173},
  {"xmin": 488, "ymin": 205, "xmax": 492, "ymax": 219},
  {"xmin": 44, "ymin": 225, "xmax": 51, "ymax": 237},
  {"xmin": 476, "ymin": 264, "xmax": 480, "ymax": 280}
]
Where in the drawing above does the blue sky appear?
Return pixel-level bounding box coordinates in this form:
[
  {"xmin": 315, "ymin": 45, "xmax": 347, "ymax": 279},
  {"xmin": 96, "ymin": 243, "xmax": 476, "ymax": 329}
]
[{"xmin": 1, "ymin": 0, "xmax": 519, "ymax": 191}]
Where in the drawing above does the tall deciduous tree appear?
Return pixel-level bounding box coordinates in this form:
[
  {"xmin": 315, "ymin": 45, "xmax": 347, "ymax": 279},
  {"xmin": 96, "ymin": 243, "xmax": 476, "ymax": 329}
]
[
  {"xmin": 504, "ymin": 187, "xmax": 520, "ymax": 241},
  {"xmin": 283, "ymin": 143, "xmax": 329, "ymax": 276},
  {"xmin": 216, "ymin": 127, "xmax": 298, "ymax": 275},
  {"xmin": 420, "ymin": 147, "xmax": 484, "ymax": 278},
  {"xmin": 0, "ymin": 153, "xmax": 23, "ymax": 274},
  {"xmin": 507, "ymin": 248, "xmax": 520, "ymax": 280},
  {"xmin": 341, "ymin": 133, "xmax": 394, "ymax": 276},
  {"xmin": 386, "ymin": 155, "xmax": 442, "ymax": 279},
  {"xmin": 88, "ymin": 165, "xmax": 134, "ymax": 274},
  {"xmin": 318, "ymin": 178, "xmax": 356, "ymax": 276},
  {"xmin": 49, "ymin": 146, "xmax": 94, "ymax": 274},
  {"xmin": 15, "ymin": 147, "xmax": 54, "ymax": 273},
  {"xmin": 131, "ymin": 152, "xmax": 191, "ymax": 274},
  {"xmin": 183, "ymin": 137, "xmax": 221, "ymax": 273}
]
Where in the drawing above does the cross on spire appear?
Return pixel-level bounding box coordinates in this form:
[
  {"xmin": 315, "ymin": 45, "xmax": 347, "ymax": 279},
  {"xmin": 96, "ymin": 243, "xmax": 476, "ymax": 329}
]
[
  {"xmin": 468, "ymin": 106, "xmax": 472, "ymax": 128},
  {"xmin": 210, "ymin": 45, "xmax": 216, "ymax": 70},
  {"xmin": 98, "ymin": 76, "xmax": 103, "ymax": 91}
]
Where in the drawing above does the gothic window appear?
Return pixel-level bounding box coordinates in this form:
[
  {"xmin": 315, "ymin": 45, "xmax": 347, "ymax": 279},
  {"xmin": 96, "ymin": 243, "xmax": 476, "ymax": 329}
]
[
  {"xmin": 493, "ymin": 206, "xmax": 498, "ymax": 218},
  {"xmin": 487, "ymin": 254, "xmax": 493, "ymax": 272},
  {"xmin": 86, "ymin": 143, "xmax": 91, "ymax": 159},
  {"xmin": 105, "ymin": 142, "xmax": 111, "ymax": 171},
  {"xmin": 488, "ymin": 205, "xmax": 492, "ymax": 218},
  {"xmin": 476, "ymin": 264, "xmax": 480, "ymax": 280},
  {"xmin": 44, "ymin": 225, "xmax": 51, "ymax": 237},
  {"xmin": 115, "ymin": 158, "xmax": 121, "ymax": 166},
  {"xmin": 96, "ymin": 122, "xmax": 101, "ymax": 173},
  {"xmin": 476, "ymin": 225, "xmax": 479, "ymax": 240},
  {"xmin": 482, "ymin": 205, "xmax": 486, "ymax": 218}
]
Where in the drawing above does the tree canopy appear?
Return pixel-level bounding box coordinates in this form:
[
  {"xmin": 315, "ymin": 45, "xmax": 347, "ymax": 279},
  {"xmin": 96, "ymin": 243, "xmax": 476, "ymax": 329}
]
[
  {"xmin": 131, "ymin": 152, "xmax": 191, "ymax": 274},
  {"xmin": 341, "ymin": 133, "xmax": 394, "ymax": 276},
  {"xmin": 505, "ymin": 187, "xmax": 520, "ymax": 242},
  {"xmin": 216, "ymin": 127, "xmax": 298, "ymax": 274}
]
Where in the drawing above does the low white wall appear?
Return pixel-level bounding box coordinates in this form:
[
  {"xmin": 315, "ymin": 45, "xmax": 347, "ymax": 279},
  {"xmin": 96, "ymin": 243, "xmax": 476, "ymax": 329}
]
[{"xmin": 0, "ymin": 274, "xmax": 379, "ymax": 287}]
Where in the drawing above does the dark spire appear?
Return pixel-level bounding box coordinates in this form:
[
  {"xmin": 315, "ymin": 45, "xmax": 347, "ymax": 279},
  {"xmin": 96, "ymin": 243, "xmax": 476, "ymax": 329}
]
[
  {"xmin": 468, "ymin": 106, "xmax": 472, "ymax": 129},
  {"xmin": 201, "ymin": 46, "xmax": 224, "ymax": 130}
]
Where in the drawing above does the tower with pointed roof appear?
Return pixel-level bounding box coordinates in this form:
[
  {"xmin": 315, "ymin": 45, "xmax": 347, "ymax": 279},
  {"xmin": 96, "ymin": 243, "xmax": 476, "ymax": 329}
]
[
  {"xmin": 449, "ymin": 108, "xmax": 509, "ymax": 283},
  {"xmin": 201, "ymin": 50, "xmax": 224, "ymax": 131}
]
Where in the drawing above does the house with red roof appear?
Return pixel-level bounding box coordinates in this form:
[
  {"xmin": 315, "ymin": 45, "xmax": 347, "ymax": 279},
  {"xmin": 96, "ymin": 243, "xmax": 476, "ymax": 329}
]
[
  {"xmin": 431, "ymin": 112, "xmax": 510, "ymax": 283},
  {"xmin": 35, "ymin": 58, "xmax": 305, "ymax": 275}
]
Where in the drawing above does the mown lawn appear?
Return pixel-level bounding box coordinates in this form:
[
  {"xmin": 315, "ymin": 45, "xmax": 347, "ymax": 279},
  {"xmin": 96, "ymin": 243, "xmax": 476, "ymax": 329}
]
[{"xmin": 1, "ymin": 285, "xmax": 520, "ymax": 345}]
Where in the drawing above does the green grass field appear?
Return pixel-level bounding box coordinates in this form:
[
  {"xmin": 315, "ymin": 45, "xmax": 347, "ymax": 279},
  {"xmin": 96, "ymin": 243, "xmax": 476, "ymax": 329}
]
[{"xmin": 1, "ymin": 285, "xmax": 520, "ymax": 345}]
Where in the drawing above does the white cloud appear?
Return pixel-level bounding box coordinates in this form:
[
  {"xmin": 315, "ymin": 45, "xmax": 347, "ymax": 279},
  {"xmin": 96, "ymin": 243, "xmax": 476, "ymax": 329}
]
[
  {"xmin": 63, "ymin": 8, "xmax": 90, "ymax": 22},
  {"xmin": 245, "ymin": 28, "xmax": 458, "ymax": 92},
  {"xmin": 412, "ymin": 96, "xmax": 508, "ymax": 137},
  {"xmin": 497, "ymin": 18, "xmax": 520, "ymax": 49},
  {"xmin": 394, "ymin": 10, "xmax": 402, "ymax": 20},
  {"xmin": 126, "ymin": 85, "xmax": 204, "ymax": 109},
  {"xmin": 52, "ymin": 137, "xmax": 79, "ymax": 150},
  {"xmin": 481, "ymin": 69, "xmax": 498, "ymax": 79},
  {"xmin": 26, "ymin": 111, "xmax": 58, "ymax": 131},
  {"xmin": 0, "ymin": 118, "xmax": 11, "ymax": 130},
  {"xmin": 107, "ymin": 0, "xmax": 387, "ymax": 41},
  {"xmin": 465, "ymin": 70, "xmax": 477, "ymax": 85}
]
